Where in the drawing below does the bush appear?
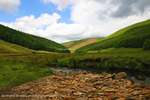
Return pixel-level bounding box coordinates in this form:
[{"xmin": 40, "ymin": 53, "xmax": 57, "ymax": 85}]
[{"xmin": 143, "ymin": 39, "xmax": 150, "ymax": 50}]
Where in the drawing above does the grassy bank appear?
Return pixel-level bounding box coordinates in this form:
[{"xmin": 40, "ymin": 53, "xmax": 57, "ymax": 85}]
[
  {"xmin": 0, "ymin": 59, "xmax": 53, "ymax": 89},
  {"xmin": 52, "ymin": 48, "xmax": 150, "ymax": 73},
  {"xmin": 0, "ymin": 46, "xmax": 68, "ymax": 89}
]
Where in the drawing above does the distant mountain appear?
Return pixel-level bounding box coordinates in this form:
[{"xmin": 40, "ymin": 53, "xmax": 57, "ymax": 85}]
[
  {"xmin": 0, "ymin": 24, "xmax": 70, "ymax": 53},
  {"xmin": 76, "ymin": 19, "xmax": 150, "ymax": 52},
  {"xmin": 63, "ymin": 38, "xmax": 103, "ymax": 53}
]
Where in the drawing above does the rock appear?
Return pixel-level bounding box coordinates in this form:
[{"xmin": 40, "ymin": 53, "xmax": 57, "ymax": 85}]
[
  {"xmin": 8, "ymin": 71, "xmax": 150, "ymax": 100},
  {"xmin": 73, "ymin": 92, "xmax": 85, "ymax": 96},
  {"xmin": 62, "ymin": 96, "xmax": 76, "ymax": 100},
  {"xmin": 116, "ymin": 97, "xmax": 126, "ymax": 100},
  {"xmin": 112, "ymin": 96, "xmax": 120, "ymax": 100},
  {"xmin": 104, "ymin": 88, "xmax": 117, "ymax": 92},
  {"xmin": 96, "ymin": 92, "xmax": 105, "ymax": 96},
  {"xmin": 93, "ymin": 81, "xmax": 103, "ymax": 86},
  {"xmin": 125, "ymin": 96, "xmax": 137, "ymax": 100},
  {"xmin": 105, "ymin": 74, "xmax": 112, "ymax": 78},
  {"xmin": 126, "ymin": 80, "xmax": 133, "ymax": 87},
  {"xmin": 115, "ymin": 72, "xmax": 127, "ymax": 79}
]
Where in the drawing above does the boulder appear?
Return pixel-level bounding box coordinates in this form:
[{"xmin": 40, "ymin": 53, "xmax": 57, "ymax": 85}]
[{"xmin": 115, "ymin": 72, "xmax": 127, "ymax": 79}]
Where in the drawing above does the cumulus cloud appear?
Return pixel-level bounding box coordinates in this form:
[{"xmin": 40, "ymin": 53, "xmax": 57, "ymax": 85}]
[
  {"xmin": 1, "ymin": 13, "xmax": 88, "ymax": 42},
  {"xmin": 0, "ymin": 0, "xmax": 20, "ymax": 12},
  {"xmin": 1, "ymin": 0, "xmax": 150, "ymax": 42},
  {"xmin": 111, "ymin": 0, "xmax": 150, "ymax": 18},
  {"xmin": 43, "ymin": 0, "xmax": 70, "ymax": 10},
  {"xmin": 2, "ymin": 13, "xmax": 61, "ymax": 37},
  {"xmin": 43, "ymin": 0, "xmax": 150, "ymax": 18}
]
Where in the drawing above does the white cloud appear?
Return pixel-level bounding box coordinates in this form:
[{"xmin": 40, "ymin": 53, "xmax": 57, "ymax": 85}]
[
  {"xmin": 1, "ymin": 13, "xmax": 88, "ymax": 42},
  {"xmin": 0, "ymin": 0, "xmax": 20, "ymax": 12},
  {"xmin": 1, "ymin": 0, "xmax": 150, "ymax": 43},
  {"xmin": 111, "ymin": 0, "xmax": 150, "ymax": 17},
  {"xmin": 2, "ymin": 13, "xmax": 61, "ymax": 37},
  {"xmin": 42, "ymin": 0, "xmax": 70, "ymax": 10}
]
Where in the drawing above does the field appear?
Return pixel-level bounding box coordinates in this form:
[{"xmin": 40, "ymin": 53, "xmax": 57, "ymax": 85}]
[{"xmin": 63, "ymin": 38, "xmax": 102, "ymax": 53}]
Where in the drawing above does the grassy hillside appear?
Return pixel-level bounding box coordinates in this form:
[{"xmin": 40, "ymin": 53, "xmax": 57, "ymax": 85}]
[
  {"xmin": 0, "ymin": 39, "xmax": 69, "ymax": 89},
  {"xmin": 0, "ymin": 43, "xmax": 69, "ymax": 89},
  {"xmin": 0, "ymin": 40, "xmax": 33, "ymax": 54},
  {"xmin": 77, "ymin": 20, "xmax": 150, "ymax": 52},
  {"xmin": 0, "ymin": 24, "xmax": 69, "ymax": 53},
  {"xmin": 63, "ymin": 38, "xmax": 102, "ymax": 53}
]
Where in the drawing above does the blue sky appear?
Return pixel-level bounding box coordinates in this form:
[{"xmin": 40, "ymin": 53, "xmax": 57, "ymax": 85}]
[
  {"xmin": 0, "ymin": 0, "xmax": 71, "ymax": 23},
  {"xmin": 0, "ymin": 0, "xmax": 150, "ymax": 42}
]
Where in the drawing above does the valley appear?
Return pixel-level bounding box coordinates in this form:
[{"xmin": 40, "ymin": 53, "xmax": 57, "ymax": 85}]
[{"xmin": 0, "ymin": 19, "xmax": 150, "ymax": 99}]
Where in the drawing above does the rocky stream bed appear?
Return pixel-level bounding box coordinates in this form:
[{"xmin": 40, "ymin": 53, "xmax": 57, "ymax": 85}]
[{"xmin": 0, "ymin": 67, "xmax": 150, "ymax": 100}]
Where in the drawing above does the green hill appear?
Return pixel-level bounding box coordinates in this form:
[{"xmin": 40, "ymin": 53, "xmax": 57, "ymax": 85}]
[
  {"xmin": 63, "ymin": 38, "xmax": 102, "ymax": 53},
  {"xmin": 63, "ymin": 39, "xmax": 89, "ymax": 48},
  {"xmin": 0, "ymin": 40, "xmax": 33, "ymax": 54},
  {"xmin": 76, "ymin": 19, "xmax": 150, "ymax": 52},
  {"xmin": 0, "ymin": 39, "xmax": 67, "ymax": 89},
  {"xmin": 0, "ymin": 24, "xmax": 69, "ymax": 53}
]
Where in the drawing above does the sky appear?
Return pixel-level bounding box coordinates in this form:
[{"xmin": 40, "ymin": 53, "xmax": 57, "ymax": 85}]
[{"xmin": 0, "ymin": 0, "xmax": 150, "ymax": 43}]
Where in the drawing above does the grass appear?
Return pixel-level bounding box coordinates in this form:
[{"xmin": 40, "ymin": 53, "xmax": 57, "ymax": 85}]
[
  {"xmin": 77, "ymin": 19, "xmax": 150, "ymax": 52},
  {"xmin": 1, "ymin": 46, "xmax": 149, "ymax": 89},
  {"xmin": 0, "ymin": 40, "xmax": 33, "ymax": 54},
  {"xmin": 0, "ymin": 40, "xmax": 69, "ymax": 89},
  {"xmin": 0, "ymin": 24, "xmax": 69, "ymax": 53},
  {"xmin": 0, "ymin": 50, "xmax": 69, "ymax": 90},
  {"xmin": 63, "ymin": 38, "xmax": 102, "ymax": 53},
  {"xmin": 61, "ymin": 20, "xmax": 150, "ymax": 73},
  {"xmin": 53, "ymin": 48, "xmax": 150, "ymax": 73},
  {"xmin": 0, "ymin": 25, "xmax": 70, "ymax": 90},
  {"xmin": 0, "ymin": 59, "xmax": 53, "ymax": 89},
  {"xmin": 0, "ymin": 40, "xmax": 69, "ymax": 66}
]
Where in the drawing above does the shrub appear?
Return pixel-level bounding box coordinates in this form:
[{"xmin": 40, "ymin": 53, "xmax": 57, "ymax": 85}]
[{"xmin": 143, "ymin": 39, "xmax": 150, "ymax": 50}]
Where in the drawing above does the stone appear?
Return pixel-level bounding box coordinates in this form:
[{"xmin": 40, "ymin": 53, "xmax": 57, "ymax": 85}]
[
  {"xmin": 62, "ymin": 96, "xmax": 76, "ymax": 100},
  {"xmin": 6, "ymin": 71, "xmax": 149, "ymax": 100},
  {"xmin": 104, "ymin": 88, "xmax": 117, "ymax": 92},
  {"xmin": 126, "ymin": 80, "xmax": 133, "ymax": 87},
  {"xmin": 115, "ymin": 72, "xmax": 127, "ymax": 79},
  {"xmin": 73, "ymin": 92, "xmax": 85, "ymax": 96}
]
